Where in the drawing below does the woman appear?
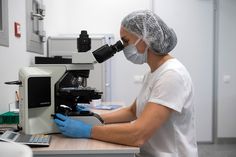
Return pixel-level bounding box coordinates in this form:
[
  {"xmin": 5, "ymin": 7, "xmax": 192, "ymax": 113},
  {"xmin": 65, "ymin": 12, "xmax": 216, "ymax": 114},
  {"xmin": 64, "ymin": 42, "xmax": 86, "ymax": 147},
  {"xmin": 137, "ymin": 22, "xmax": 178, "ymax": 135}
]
[{"xmin": 54, "ymin": 10, "xmax": 198, "ymax": 157}]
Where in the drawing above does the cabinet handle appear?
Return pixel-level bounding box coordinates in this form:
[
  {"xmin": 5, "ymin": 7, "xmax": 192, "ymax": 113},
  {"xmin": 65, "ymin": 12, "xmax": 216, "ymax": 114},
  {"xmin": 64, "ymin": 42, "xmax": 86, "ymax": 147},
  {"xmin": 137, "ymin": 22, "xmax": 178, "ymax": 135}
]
[{"xmin": 31, "ymin": 12, "xmax": 44, "ymax": 20}]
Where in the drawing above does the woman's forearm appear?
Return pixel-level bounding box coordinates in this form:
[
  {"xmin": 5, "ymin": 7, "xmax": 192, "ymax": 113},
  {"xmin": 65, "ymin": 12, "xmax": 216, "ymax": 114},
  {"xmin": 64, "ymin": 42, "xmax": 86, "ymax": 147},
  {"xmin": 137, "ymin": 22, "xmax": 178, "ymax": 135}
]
[
  {"xmin": 93, "ymin": 101, "xmax": 139, "ymax": 146},
  {"xmin": 91, "ymin": 122, "xmax": 144, "ymax": 147},
  {"xmin": 100, "ymin": 106, "xmax": 136, "ymax": 124}
]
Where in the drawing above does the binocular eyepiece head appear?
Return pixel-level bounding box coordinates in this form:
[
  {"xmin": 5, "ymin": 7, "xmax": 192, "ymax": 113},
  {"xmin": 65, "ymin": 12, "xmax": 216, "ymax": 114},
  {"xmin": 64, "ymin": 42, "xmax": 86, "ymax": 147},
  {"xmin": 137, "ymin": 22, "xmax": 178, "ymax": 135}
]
[
  {"xmin": 77, "ymin": 30, "xmax": 124, "ymax": 63},
  {"xmin": 92, "ymin": 40, "xmax": 124, "ymax": 63}
]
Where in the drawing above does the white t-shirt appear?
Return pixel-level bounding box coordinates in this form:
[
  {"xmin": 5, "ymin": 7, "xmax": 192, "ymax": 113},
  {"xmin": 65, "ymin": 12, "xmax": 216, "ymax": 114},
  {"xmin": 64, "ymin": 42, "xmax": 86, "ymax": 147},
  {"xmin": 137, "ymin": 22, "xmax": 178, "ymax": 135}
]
[{"xmin": 136, "ymin": 58, "xmax": 198, "ymax": 157}]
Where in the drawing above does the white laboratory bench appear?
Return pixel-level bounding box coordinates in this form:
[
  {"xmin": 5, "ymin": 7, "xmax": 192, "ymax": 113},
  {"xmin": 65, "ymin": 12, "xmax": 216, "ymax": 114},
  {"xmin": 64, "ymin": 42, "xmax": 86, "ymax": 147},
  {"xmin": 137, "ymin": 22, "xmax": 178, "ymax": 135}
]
[
  {"xmin": 32, "ymin": 134, "xmax": 139, "ymax": 157},
  {"xmin": 32, "ymin": 104, "xmax": 139, "ymax": 157}
]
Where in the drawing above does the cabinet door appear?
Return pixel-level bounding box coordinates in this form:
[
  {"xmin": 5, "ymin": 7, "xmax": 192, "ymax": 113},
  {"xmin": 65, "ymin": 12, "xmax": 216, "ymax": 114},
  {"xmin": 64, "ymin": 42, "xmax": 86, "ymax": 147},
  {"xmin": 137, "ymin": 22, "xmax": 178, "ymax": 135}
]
[
  {"xmin": 154, "ymin": 0, "xmax": 214, "ymax": 142},
  {"xmin": 0, "ymin": 0, "xmax": 9, "ymax": 47},
  {"xmin": 26, "ymin": 0, "xmax": 46, "ymax": 54},
  {"xmin": 217, "ymin": 0, "xmax": 236, "ymax": 138}
]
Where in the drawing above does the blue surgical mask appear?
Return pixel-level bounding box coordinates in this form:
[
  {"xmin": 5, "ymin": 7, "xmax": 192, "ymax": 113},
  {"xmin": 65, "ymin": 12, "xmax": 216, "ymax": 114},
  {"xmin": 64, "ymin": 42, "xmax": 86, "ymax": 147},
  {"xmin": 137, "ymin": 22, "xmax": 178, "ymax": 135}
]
[{"xmin": 123, "ymin": 38, "xmax": 148, "ymax": 64}]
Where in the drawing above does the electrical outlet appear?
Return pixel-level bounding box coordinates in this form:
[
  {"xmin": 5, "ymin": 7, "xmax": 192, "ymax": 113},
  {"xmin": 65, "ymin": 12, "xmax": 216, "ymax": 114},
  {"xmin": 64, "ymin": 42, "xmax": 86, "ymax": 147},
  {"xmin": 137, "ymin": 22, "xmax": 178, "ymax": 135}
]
[{"xmin": 134, "ymin": 75, "xmax": 144, "ymax": 83}]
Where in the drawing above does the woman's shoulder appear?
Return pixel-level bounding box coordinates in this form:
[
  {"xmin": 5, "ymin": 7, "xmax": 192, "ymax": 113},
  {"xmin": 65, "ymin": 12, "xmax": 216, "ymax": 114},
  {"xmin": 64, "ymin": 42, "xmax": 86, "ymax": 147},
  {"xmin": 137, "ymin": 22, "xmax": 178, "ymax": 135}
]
[{"xmin": 147, "ymin": 59, "xmax": 192, "ymax": 83}]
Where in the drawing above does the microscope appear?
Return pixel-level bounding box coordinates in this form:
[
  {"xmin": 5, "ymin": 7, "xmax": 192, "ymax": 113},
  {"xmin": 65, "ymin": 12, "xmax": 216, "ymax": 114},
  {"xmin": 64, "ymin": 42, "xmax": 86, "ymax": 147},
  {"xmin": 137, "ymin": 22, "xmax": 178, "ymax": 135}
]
[{"xmin": 6, "ymin": 31, "xmax": 124, "ymax": 134}]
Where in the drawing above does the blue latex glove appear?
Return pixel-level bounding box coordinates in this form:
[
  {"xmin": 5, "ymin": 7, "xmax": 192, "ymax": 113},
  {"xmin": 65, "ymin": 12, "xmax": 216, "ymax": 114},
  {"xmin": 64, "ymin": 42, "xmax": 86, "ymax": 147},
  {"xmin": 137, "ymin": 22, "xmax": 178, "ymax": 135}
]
[
  {"xmin": 76, "ymin": 104, "xmax": 90, "ymax": 113},
  {"xmin": 54, "ymin": 113, "xmax": 92, "ymax": 138}
]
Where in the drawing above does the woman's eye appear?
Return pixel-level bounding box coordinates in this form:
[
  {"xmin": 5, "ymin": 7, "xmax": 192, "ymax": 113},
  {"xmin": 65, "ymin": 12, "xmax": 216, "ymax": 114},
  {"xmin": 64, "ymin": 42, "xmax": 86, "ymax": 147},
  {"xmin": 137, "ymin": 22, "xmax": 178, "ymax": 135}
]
[
  {"xmin": 123, "ymin": 40, "xmax": 129, "ymax": 45},
  {"xmin": 121, "ymin": 37, "xmax": 128, "ymax": 43},
  {"xmin": 121, "ymin": 37, "xmax": 129, "ymax": 47}
]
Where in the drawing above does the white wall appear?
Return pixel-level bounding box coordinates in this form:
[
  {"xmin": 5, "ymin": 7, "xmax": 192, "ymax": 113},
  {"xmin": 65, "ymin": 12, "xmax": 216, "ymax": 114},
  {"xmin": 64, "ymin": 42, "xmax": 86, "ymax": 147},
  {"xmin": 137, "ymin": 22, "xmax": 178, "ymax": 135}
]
[
  {"xmin": 217, "ymin": 0, "xmax": 236, "ymax": 138},
  {"xmin": 0, "ymin": 0, "xmax": 39, "ymax": 113},
  {"xmin": 43, "ymin": 0, "xmax": 151, "ymax": 105},
  {"xmin": 153, "ymin": 0, "xmax": 214, "ymax": 142}
]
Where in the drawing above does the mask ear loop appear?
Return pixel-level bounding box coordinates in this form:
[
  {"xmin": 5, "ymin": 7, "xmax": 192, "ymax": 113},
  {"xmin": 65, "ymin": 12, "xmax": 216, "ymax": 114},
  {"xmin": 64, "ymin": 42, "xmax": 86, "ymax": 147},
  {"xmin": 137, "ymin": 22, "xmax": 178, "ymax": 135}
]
[
  {"xmin": 134, "ymin": 38, "xmax": 142, "ymax": 46},
  {"xmin": 144, "ymin": 46, "xmax": 149, "ymax": 53}
]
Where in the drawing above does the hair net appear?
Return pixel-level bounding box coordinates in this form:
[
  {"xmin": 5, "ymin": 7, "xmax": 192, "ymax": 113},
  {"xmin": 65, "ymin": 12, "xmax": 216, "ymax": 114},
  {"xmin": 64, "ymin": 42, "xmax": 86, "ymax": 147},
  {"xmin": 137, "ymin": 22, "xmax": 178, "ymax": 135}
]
[{"xmin": 121, "ymin": 10, "xmax": 177, "ymax": 55}]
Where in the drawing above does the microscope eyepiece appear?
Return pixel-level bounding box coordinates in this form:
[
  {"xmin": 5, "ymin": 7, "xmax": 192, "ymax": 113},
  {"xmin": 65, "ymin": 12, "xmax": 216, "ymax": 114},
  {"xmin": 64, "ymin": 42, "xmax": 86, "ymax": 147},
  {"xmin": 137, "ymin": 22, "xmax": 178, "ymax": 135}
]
[
  {"xmin": 111, "ymin": 40, "xmax": 124, "ymax": 52},
  {"xmin": 92, "ymin": 40, "xmax": 124, "ymax": 63},
  {"xmin": 77, "ymin": 30, "xmax": 91, "ymax": 52}
]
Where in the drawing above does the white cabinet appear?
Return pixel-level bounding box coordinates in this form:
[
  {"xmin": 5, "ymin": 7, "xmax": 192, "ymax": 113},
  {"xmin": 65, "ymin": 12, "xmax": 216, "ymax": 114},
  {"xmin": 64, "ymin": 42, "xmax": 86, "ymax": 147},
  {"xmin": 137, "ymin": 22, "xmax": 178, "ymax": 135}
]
[{"xmin": 47, "ymin": 34, "xmax": 114, "ymax": 102}]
